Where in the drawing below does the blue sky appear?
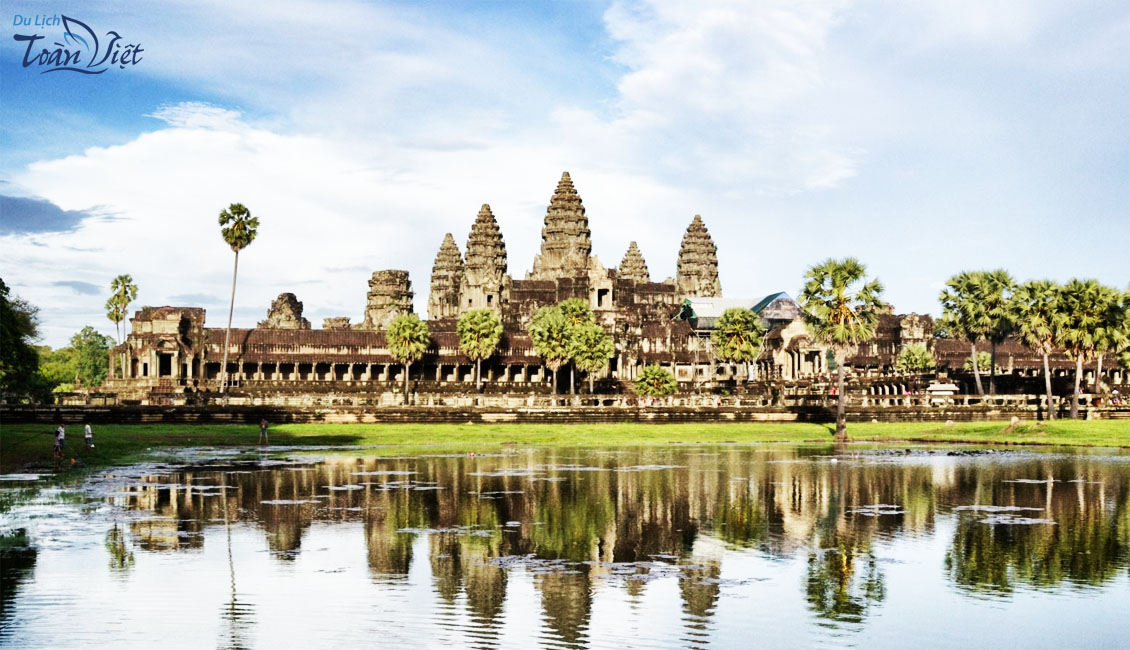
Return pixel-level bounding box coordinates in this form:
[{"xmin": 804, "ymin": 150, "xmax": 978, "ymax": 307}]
[{"xmin": 1, "ymin": 0, "xmax": 1127, "ymax": 348}]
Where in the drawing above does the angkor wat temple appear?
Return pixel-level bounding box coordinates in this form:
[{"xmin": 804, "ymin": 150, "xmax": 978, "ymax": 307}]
[{"xmin": 104, "ymin": 172, "xmax": 1123, "ymax": 403}]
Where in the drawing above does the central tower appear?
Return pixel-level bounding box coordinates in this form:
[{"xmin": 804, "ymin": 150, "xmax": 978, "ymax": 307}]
[{"xmin": 528, "ymin": 171, "xmax": 592, "ymax": 280}]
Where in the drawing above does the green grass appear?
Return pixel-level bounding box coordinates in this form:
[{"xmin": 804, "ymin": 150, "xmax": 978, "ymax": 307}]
[{"xmin": 2, "ymin": 420, "xmax": 1128, "ymax": 474}]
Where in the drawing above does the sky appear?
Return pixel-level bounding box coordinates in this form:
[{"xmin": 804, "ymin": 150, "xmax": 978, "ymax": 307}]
[{"xmin": 1, "ymin": 0, "xmax": 1127, "ymax": 348}]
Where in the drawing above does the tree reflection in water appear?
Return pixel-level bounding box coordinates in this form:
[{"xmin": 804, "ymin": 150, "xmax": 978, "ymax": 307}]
[{"xmin": 103, "ymin": 448, "xmax": 1130, "ymax": 645}]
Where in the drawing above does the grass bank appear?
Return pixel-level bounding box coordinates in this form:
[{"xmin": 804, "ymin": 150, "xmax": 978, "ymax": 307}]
[{"xmin": 1, "ymin": 420, "xmax": 1128, "ymax": 474}]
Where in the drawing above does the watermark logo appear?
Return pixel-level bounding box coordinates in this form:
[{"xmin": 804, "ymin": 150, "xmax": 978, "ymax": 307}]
[{"xmin": 12, "ymin": 14, "xmax": 143, "ymax": 74}]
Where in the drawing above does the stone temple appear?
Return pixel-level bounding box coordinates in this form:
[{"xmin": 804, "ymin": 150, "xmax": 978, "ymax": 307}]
[{"xmin": 103, "ymin": 172, "xmax": 1123, "ymax": 402}]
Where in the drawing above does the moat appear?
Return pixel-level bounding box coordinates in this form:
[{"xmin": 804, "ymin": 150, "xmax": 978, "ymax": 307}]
[{"xmin": 3, "ymin": 444, "xmax": 1129, "ymax": 649}]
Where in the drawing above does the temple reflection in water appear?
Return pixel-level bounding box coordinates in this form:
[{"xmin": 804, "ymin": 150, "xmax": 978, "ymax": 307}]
[{"xmin": 108, "ymin": 447, "xmax": 1130, "ymax": 643}]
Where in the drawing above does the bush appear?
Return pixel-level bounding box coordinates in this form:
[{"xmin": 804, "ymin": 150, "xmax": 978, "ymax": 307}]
[{"xmin": 634, "ymin": 365, "xmax": 676, "ymax": 397}]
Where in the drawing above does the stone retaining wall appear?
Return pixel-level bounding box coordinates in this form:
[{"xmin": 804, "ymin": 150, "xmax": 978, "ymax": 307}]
[{"xmin": 4, "ymin": 404, "xmax": 1121, "ymax": 426}]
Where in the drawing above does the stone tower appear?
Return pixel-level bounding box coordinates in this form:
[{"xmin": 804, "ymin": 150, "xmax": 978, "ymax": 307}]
[
  {"xmin": 617, "ymin": 241, "xmax": 650, "ymax": 283},
  {"xmin": 427, "ymin": 233, "xmax": 464, "ymax": 320},
  {"xmin": 676, "ymin": 215, "xmax": 722, "ymax": 298},
  {"xmin": 461, "ymin": 204, "xmax": 508, "ymax": 312},
  {"xmin": 360, "ymin": 270, "xmax": 414, "ymax": 330},
  {"xmin": 258, "ymin": 293, "xmax": 311, "ymax": 329},
  {"xmin": 529, "ymin": 172, "xmax": 592, "ymax": 280}
]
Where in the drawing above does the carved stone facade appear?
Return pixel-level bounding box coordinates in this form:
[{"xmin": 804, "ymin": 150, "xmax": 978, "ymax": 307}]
[
  {"xmin": 427, "ymin": 233, "xmax": 463, "ymax": 320},
  {"xmin": 618, "ymin": 242, "xmax": 650, "ymax": 284},
  {"xmin": 460, "ymin": 205, "xmax": 509, "ymax": 314},
  {"xmin": 360, "ymin": 270, "xmax": 414, "ymax": 330},
  {"xmin": 676, "ymin": 215, "xmax": 722, "ymax": 298},
  {"xmin": 258, "ymin": 293, "xmax": 311, "ymax": 330},
  {"xmin": 108, "ymin": 171, "xmax": 1114, "ymax": 402}
]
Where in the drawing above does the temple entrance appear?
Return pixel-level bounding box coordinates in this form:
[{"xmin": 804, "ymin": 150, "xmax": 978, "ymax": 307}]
[{"xmin": 158, "ymin": 353, "xmax": 173, "ymax": 377}]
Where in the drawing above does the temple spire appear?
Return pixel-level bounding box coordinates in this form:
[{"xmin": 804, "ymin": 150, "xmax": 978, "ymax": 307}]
[
  {"xmin": 676, "ymin": 215, "xmax": 721, "ymax": 297},
  {"xmin": 529, "ymin": 171, "xmax": 592, "ymax": 280},
  {"xmin": 618, "ymin": 241, "xmax": 650, "ymax": 283},
  {"xmin": 427, "ymin": 233, "xmax": 463, "ymax": 320},
  {"xmin": 461, "ymin": 204, "xmax": 509, "ymax": 312}
]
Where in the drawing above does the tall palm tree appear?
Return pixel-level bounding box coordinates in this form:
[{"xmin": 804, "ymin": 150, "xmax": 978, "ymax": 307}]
[
  {"xmin": 530, "ymin": 305, "xmax": 570, "ymax": 394},
  {"xmin": 105, "ymin": 274, "xmax": 137, "ymax": 378},
  {"xmin": 799, "ymin": 258, "xmax": 884, "ymax": 442},
  {"xmin": 457, "ymin": 309, "xmax": 503, "ymax": 391},
  {"xmin": 1057, "ymin": 279, "xmax": 1110, "ymax": 419},
  {"xmin": 218, "ymin": 203, "xmax": 259, "ymax": 394},
  {"xmin": 980, "ymin": 270, "xmax": 1016, "ymax": 394},
  {"xmin": 1092, "ymin": 285, "xmax": 1127, "ymax": 394},
  {"xmin": 386, "ymin": 314, "xmax": 431, "ymax": 405},
  {"xmin": 938, "ymin": 271, "xmax": 1012, "ymax": 395},
  {"xmin": 559, "ymin": 298, "xmax": 594, "ymax": 395},
  {"xmin": 711, "ymin": 308, "xmax": 766, "ymax": 383},
  {"xmin": 1011, "ymin": 280, "xmax": 1062, "ymax": 420},
  {"xmin": 570, "ymin": 321, "xmax": 614, "ymax": 394}
]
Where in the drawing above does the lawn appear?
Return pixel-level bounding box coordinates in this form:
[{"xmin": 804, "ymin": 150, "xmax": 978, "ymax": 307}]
[{"xmin": 2, "ymin": 420, "xmax": 1128, "ymax": 474}]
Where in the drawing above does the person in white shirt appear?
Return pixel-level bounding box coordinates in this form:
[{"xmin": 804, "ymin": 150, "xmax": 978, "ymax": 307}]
[{"xmin": 84, "ymin": 424, "xmax": 94, "ymax": 449}]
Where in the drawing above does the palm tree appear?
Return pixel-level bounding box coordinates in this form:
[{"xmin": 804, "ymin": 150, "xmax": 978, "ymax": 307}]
[
  {"xmin": 457, "ymin": 309, "xmax": 503, "ymax": 391},
  {"xmin": 980, "ymin": 270, "xmax": 1016, "ymax": 394},
  {"xmin": 529, "ymin": 305, "xmax": 570, "ymax": 394},
  {"xmin": 218, "ymin": 203, "xmax": 259, "ymax": 394},
  {"xmin": 1092, "ymin": 285, "xmax": 1127, "ymax": 394},
  {"xmin": 938, "ymin": 270, "xmax": 1014, "ymax": 395},
  {"xmin": 1057, "ymin": 279, "xmax": 1111, "ymax": 419},
  {"xmin": 559, "ymin": 298, "xmax": 594, "ymax": 395},
  {"xmin": 710, "ymin": 308, "xmax": 766, "ymax": 382},
  {"xmin": 799, "ymin": 258, "xmax": 884, "ymax": 442},
  {"xmin": 571, "ymin": 322, "xmax": 614, "ymax": 394},
  {"xmin": 1011, "ymin": 280, "xmax": 1062, "ymax": 420},
  {"xmin": 105, "ymin": 274, "xmax": 137, "ymax": 378},
  {"xmin": 634, "ymin": 364, "xmax": 677, "ymax": 398},
  {"xmin": 386, "ymin": 314, "xmax": 430, "ymax": 405}
]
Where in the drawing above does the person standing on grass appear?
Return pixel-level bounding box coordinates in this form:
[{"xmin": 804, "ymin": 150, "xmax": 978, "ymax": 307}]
[
  {"xmin": 54, "ymin": 425, "xmax": 65, "ymax": 459},
  {"xmin": 84, "ymin": 423, "xmax": 94, "ymax": 449},
  {"xmin": 259, "ymin": 419, "xmax": 269, "ymax": 446}
]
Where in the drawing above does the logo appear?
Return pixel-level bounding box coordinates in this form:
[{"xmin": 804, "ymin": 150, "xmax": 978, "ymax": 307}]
[{"xmin": 12, "ymin": 14, "xmax": 143, "ymax": 74}]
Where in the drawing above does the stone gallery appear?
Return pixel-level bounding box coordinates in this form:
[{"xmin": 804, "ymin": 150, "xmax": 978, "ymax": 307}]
[{"xmin": 102, "ymin": 173, "xmax": 1104, "ymax": 402}]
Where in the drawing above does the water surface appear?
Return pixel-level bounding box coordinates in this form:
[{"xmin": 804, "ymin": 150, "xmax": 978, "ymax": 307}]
[{"xmin": 2, "ymin": 444, "xmax": 1129, "ymax": 648}]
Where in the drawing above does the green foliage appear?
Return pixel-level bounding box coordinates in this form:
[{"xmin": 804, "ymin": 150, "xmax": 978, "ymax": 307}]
[
  {"xmin": 457, "ymin": 309, "xmax": 503, "ymax": 362},
  {"xmin": 571, "ymin": 322, "xmax": 614, "ymax": 375},
  {"xmin": 711, "ymin": 308, "xmax": 766, "ymax": 364},
  {"xmin": 558, "ymin": 298, "xmax": 595, "ymax": 328},
  {"xmin": 35, "ymin": 344, "xmax": 76, "ymax": 390},
  {"xmin": 386, "ymin": 314, "xmax": 431, "ymax": 366},
  {"xmin": 1011, "ymin": 280, "xmax": 1062, "ymax": 356},
  {"xmin": 799, "ymin": 258, "xmax": 884, "ymax": 350},
  {"xmin": 0, "ymin": 278, "xmax": 41, "ymax": 392},
  {"xmin": 1057, "ymin": 279, "xmax": 1120, "ymax": 363},
  {"xmin": 963, "ymin": 351, "xmax": 992, "ymax": 372},
  {"xmin": 218, "ymin": 203, "xmax": 259, "ymax": 252},
  {"xmin": 895, "ymin": 344, "xmax": 934, "ymax": 372},
  {"xmin": 105, "ymin": 274, "xmax": 138, "ymax": 341},
  {"xmin": 938, "ymin": 270, "xmax": 1016, "ymax": 345},
  {"xmin": 529, "ymin": 305, "xmax": 571, "ymax": 372},
  {"xmin": 634, "ymin": 364, "xmax": 676, "ymax": 397},
  {"xmin": 70, "ymin": 326, "xmax": 113, "ymax": 387}
]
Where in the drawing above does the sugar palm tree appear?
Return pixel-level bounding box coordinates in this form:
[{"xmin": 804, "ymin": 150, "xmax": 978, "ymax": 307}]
[
  {"xmin": 980, "ymin": 270, "xmax": 1016, "ymax": 394},
  {"xmin": 559, "ymin": 298, "xmax": 594, "ymax": 395},
  {"xmin": 938, "ymin": 271, "xmax": 1011, "ymax": 396},
  {"xmin": 457, "ymin": 309, "xmax": 503, "ymax": 391},
  {"xmin": 799, "ymin": 258, "xmax": 884, "ymax": 442},
  {"xmin": 105, "ymin": 274, "xmax": 137, "ymax": 378},
  {"xmin": 711, "ymin": 308, "xmax": 766, "ymax": 382},
  {"xmin": 1057, "ymin": 279, "xmax": 1112, "ymax": 419},
  {"xmin": 1092, "ymin": 285, "xmax": 1128, "ymax": 394},
  {"xmin": 386, "ymin": 313, "xmax": 431, "ymax": 404},
  {"xmin": 218, "ymin": 203, "xmax": 259, "ymax": 393},
  {"xmin": 1011, "ymin": 280, "xmax": 1062, "ymax": 419},
  {"xmin": 571, "ymin": 321, "xmax": 614, "ymax": 394},
  {"xmin": 530, "ymin": 305, "xmax": 570, "ymax": 394}
]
